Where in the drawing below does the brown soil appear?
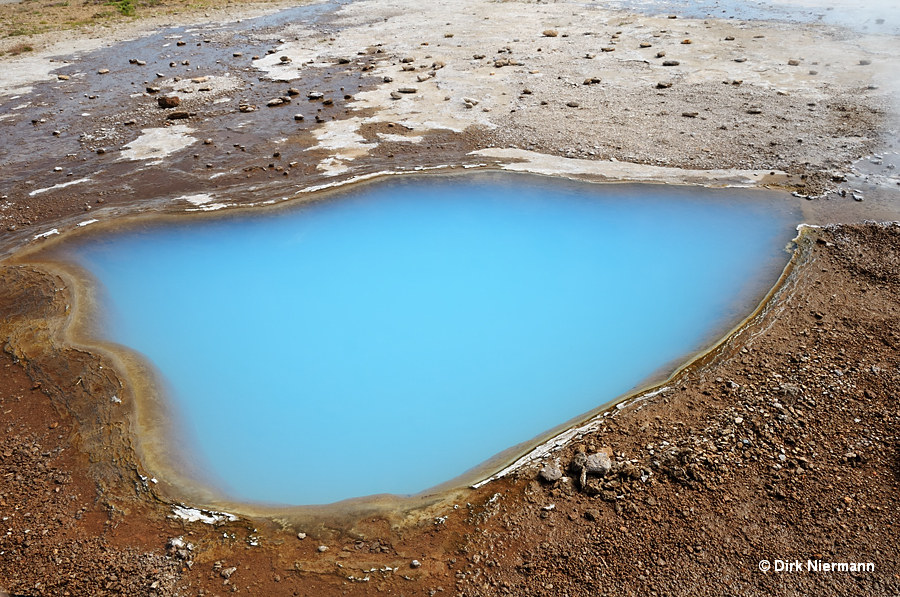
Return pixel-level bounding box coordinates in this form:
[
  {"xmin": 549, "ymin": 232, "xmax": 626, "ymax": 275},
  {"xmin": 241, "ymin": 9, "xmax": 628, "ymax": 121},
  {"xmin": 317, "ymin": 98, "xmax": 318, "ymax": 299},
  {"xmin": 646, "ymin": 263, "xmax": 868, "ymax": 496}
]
[{"xmin": 1, "ymin": 222, "xmax": 898, "ymax": 595}]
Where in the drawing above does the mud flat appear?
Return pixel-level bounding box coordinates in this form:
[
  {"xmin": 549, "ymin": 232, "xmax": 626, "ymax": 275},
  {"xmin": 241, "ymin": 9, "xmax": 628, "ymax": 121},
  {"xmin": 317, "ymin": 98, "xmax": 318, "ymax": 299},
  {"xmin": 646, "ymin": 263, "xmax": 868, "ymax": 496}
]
[{"xmin": 1, "ymin": 0, "xmax": 899, "ymax": 595}]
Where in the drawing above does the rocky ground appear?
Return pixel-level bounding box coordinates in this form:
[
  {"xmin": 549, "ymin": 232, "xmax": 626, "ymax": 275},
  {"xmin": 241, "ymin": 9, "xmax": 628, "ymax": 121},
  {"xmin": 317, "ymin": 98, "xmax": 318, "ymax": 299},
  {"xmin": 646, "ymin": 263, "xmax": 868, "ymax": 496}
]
[
  {"xmin": 0, "ymin": 0, "xmax": 899, "ymax": 256},
  {"xmin": 1, "ymin": 0, "xmax": 900, "ymax": 595}
]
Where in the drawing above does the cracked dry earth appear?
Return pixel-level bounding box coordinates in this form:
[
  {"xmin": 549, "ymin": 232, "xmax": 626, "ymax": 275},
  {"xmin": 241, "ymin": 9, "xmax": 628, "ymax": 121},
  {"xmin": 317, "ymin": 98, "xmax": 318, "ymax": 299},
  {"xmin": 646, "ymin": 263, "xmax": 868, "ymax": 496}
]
[{"xmin": 1, "ymin": 223, "xmax": 899, "ymax": 596}]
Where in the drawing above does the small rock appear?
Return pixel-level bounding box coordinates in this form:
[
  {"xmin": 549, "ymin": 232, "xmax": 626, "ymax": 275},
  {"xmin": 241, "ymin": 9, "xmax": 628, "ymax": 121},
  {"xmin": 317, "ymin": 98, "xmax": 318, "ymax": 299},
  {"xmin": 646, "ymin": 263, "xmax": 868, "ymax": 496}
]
[
  {"xmin": 203, "ymin": 139, "xmax": 212, "ymax": 145},
  {"xmin": 473, "ymin": 54, "xmax": 486, "ymax": 60},
  {"xmin": 398, "ymin": 87, "xmax": 417, "ymax": 93},
  {"xmin": 859, "ymin": 59, "xmax": 872, "ymax": 65},
  {"xmin": 280, "ymin": 56, "xmax": 292, "ymax": 63},
  {"xmin": 601, "ymin": 47, "xmax": 615, "ymax": 52},
  {"xmin": 538, "ymin": 463, "xmax": 563, "ymax": 482},
  {"xmin": 383, "ymin": 76, "xmax": 394, "ymax": 83},
  {"xmin": 656, "ymin": 50, "xmax": 666, "ymax": 58},
  {"xmin": 809, "ymin": 70, "xmax": 818, "ymax": 75},
  {"xmin": 747, "ymin": 107, "xmax": 762, "ymax": 114},
  {"xmin": 239, "ymin": 104, "xmax": 258, "ymax": 112},
  {"xmin": 191, "ymin": 76, "xmax": 209, "ymax": 83},
  {"xmin": 734, "ymin": 57, "xmax": 747, "ymax": 63},
  {"xmin": 417, "ymin": 73, "xmax": 433, "ymax": 82},
  {"xmin": 566, "ymin": 101, "xmax": 580, "ymax": 107},
  {"xmin": 584, "ymin": 452, "xmax": 612, "ymax": 477},
  {"xmin": 543, "ymin": 30, "xmax": 559, "ymax": 37},
  {"xmin": 735, "ymin": 417, "xmax": 744, "ymax": 424},
  {"xmin": 220, "ymin": 567, "xmax": 237, "ymax": 579},
  {"xmin": 57, "ymin": 74, "xmax": 70, "ymax": 81},
  {"xmin": 681, "ymin": 39, "xmax": 692, "ymax": 44},
  {"xmin": 583, "ymin": 77, "xmax": 601, "ymax": 85},
  {"xmin": 297, "ymin": 532, "xmax": 307, "ymax": 540},
  {"xmin": 267, "ymin": 98, "xmax": 285, "ymax": 107},
  {"xmin": 400, "ymin": 56, "xmax": 415, "ymax": 63},
  {"xmin": 640, "ymin": 42, "xmax": 652, "ymax": 48},
  {"xmin": 146, "ymin": 86, "xmax": 161, "ymax": 93},
  {"xmin": 787, "ymin": 59, "xmax": 800, "ymax": 66},
  {"xmin": 294, "ymin": 114, "xmax": 305, "ymax": 121},
  {"xmin": 135, "ymin": 60, "xmax": 146, "ymax": 66},
  {"xmin": 584, "ymin": 509, "xmax": 601, "ymax": 522},
  {"xmin": 724, "ymin": 36, "xmax": 735, "ymax": 41},
  {"xmin": 411, "ymin": 560, "xmax": 421, "ymax": 568},
  {"xmin": 318, "ymin": 545, "xmax": 329, "ymax": 552},
  {"xmin": 176, "ymin": 40, "xmax": 186, "ymax": 46},
  {"xmin": 656, "ymin": 81, "xmax": 672, "ymax": 88},
  {"xmin": 307, "ymin": 91, "xmax": 324, "ymax": 100},
  {"xmin": 97, "ymin": 68, "xmax": 109, "ymax": 74},
  {"xmin": 682, "ymin": 111, "xmax": 698, "ymax": 117},
  {"xmin": 157, "ymin": 96, "xmax": 181, "ymax": 108},
  {"xmin": 337, "ymin": 57, "xmax": 351, "ymax": 64},
  {"xmin": 662, "ymin": 60, "xmax": 680, "ymax": 66},
  {"xmin": 233, "ymin": 52, "xmax": 243, "ymax": 57},
  {"xmin": 166, "ymin": 110, "xmax": 190, "ymax": 120},
  {"xmin": 390, "ymin": 91, "xmax": 402, "ymax": 100},
  {"xmin": 287, "ymin": 88, "xmax": 301, "ymax": 96}
]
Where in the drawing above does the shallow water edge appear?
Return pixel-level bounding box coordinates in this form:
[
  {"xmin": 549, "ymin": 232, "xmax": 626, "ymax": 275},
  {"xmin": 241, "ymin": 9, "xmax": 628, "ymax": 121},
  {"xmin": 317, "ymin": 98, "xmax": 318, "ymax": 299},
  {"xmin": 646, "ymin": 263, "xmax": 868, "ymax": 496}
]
[{"xmin": 1, "ymin": 170, "xmax": 807, "ymax": 532}]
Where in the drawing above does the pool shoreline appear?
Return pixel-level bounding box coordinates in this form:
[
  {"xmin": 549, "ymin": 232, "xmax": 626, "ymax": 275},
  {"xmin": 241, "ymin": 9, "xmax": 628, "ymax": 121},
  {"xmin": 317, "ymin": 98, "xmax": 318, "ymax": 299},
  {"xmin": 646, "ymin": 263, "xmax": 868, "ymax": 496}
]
[{"xmin": 1, "ymin": 168, "xmax": 804, "ymax": 531}]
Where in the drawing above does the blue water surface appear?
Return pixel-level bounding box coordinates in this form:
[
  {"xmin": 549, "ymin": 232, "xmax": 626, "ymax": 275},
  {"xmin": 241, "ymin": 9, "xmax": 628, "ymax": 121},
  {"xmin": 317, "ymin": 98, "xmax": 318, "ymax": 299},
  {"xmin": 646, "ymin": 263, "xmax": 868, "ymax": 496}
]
[{"xmin": 72, "ymin": 174, "xmax": 796, "ymax": 505}]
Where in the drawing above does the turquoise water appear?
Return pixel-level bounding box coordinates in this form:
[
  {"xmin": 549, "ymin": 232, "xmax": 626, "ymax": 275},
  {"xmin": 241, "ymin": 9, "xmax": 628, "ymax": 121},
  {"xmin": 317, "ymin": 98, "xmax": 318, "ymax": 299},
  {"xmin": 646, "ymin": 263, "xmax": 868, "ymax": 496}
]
[{"xmin": 70, "ymin": 174, "xmax": 797, "ymax": 505}]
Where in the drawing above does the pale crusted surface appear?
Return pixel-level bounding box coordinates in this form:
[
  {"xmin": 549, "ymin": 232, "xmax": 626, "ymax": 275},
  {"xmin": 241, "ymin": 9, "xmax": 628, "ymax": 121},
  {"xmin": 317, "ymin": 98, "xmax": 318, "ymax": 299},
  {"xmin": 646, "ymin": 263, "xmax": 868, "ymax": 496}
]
[{"xmin": 262, "ymin": 0, "xmax": 899, "ymax": 183}]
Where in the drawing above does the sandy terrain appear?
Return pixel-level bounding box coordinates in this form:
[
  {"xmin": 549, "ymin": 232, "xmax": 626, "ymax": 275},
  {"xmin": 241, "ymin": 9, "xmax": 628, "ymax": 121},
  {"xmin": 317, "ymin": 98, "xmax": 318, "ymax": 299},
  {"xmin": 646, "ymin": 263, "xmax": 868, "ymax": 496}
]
[{"xmin": 1, "ymin": 0, "xmax": 899, "ymax": 594}]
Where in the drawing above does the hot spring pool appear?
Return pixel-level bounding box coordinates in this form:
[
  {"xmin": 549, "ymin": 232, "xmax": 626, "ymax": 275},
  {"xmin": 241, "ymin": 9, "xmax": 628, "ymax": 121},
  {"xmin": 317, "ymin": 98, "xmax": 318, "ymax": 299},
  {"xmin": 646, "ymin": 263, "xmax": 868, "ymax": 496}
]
[{"xmin": 66, "ymin": 173, "xmax": 798, "ymax": 505}]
